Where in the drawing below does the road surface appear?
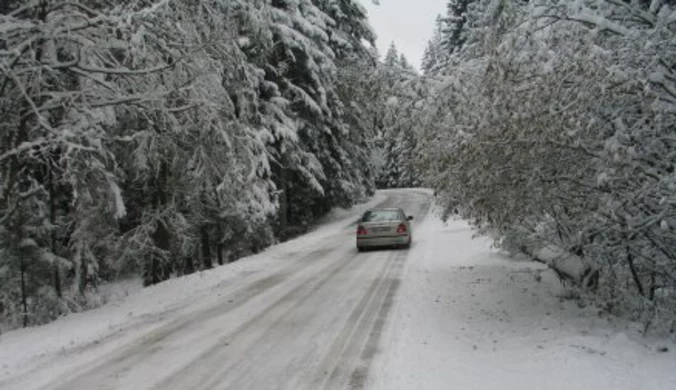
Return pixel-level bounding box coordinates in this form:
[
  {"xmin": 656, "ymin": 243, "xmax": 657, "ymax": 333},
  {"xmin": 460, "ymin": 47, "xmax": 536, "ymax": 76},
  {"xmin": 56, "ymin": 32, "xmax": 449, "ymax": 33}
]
[{"xmin": 5, "ymin": 189, "xmax": 432, "ymax": 390}]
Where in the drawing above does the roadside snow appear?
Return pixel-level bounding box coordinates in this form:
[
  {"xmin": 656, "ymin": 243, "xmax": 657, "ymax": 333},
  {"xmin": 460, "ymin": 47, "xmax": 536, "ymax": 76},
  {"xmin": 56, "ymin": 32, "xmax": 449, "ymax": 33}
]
[
  {"xmin": 0, "ymin": 192, "xmax": 386, "ymax": 385},
  {"xmin": 370, "ymin": 208, "xmax": 676, "ymax": 390}
]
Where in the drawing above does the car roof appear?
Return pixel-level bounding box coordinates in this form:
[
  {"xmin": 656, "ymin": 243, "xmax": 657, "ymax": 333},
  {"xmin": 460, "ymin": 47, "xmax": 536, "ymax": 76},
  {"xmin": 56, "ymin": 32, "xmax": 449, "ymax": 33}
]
[{"xmin": 366, "ymin": 207, "xmax": 401, "ymax": 211}]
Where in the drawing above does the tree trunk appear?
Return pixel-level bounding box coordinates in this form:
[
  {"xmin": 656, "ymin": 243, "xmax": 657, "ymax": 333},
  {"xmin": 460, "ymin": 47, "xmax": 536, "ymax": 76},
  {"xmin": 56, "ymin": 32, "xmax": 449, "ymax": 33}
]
[
  {"xmin": 216, "ymin": 244, "xmax": 224, "ymax": 265},
  {"xmin": 20, "ymin": 247, "xmax": 28, "ymax": 328},
  {"xmin": 216, "ymin": 223, "xmax": 224, "ymax": 266},
  {"xmin": 147, "ymin": 220, "xmax": 171, "ymax": 285},
  {"xmin": 183, "ymin": 253, "xmax": 195, "ymax": 275},
  {"xmin": 143, "ymin": 254, "xmax": 158, "ymax": 287},
  {"xmin": 48, "ymin": 164, "xmax": 62, "ymax": 298},
  {"xmin": 625, "ymin": 233, "xmax": 645, "ymax": 297},
  {"xmin": 211, "ymin": 187, "xmax": 225, "ymax": 266},
  {"xmin": 278, "ymin": 151, "xmax": 290, "ymax": 236},
  {"xmin": 201, "ymin": 225, "xmax": 212, "ymax": 269},
  {"xmin": 648, "ymin": 271, "xmax": 657, "ymax": 302},
  {"xmin": 53, "ymin": 265, "xmax": 62, "ymax": 298},
  {"xmin": 78, "ymin": 250, "xmax": 88, "ymax": 296},
  {"xmin": 145, "ymin": 161, "xmax": 172, "ymax": 286}
]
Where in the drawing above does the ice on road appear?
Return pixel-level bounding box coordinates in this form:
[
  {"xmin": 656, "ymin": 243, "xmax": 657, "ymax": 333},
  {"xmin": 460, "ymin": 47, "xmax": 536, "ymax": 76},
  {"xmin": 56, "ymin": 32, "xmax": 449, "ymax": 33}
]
[{"xmin": 0, "ymin": 189, "xmax": 673, "ymax": 390}]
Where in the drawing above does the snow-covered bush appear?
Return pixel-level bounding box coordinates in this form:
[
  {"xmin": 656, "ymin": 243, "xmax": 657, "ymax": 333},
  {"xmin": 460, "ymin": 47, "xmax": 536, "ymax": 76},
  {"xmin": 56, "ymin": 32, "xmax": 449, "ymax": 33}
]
[{"xmin": 421, "ymin": 0, "xmax": 676, "ymax": 333}]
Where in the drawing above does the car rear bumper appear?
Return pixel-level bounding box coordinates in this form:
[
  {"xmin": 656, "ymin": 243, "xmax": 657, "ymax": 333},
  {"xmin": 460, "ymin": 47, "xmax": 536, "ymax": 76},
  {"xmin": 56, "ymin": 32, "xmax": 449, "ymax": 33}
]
[{"xmin": 357, "ymin": 234, "xmax": 410, "ymax": 248}]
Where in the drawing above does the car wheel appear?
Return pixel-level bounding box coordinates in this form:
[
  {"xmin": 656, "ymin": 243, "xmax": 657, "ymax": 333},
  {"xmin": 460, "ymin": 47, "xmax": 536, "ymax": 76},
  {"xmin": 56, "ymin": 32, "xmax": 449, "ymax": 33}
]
[{"xmin": 357, "ymin": 246, "xmax": 365, "ymax": 252}]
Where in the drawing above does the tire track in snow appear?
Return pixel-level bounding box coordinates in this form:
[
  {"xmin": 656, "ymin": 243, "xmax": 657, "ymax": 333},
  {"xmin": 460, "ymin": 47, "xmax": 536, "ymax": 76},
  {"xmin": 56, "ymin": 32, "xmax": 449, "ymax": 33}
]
[
  {"xmin": 154, "ymin": 245, "xmax": 366, "ymax": 390},
  {"xmin": 44, "ymin": 246, "xmax": 340, "ymax": 390},
  {"xmin": 312, "ymin": 250, "xmax": 405, "ymax": 390},
  {"xmin": 312, "ymin": 192, "xmax": 433, "ymax": 390}
]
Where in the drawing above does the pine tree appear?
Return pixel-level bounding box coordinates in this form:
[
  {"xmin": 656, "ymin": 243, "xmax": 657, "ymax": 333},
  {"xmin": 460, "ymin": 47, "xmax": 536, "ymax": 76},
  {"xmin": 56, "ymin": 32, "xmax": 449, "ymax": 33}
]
[
  {"xmin": 318, "ymin": 0, "xmax": 377, "ymax": 62},
  {"xmin": 441, "ymin": 0, "xmax": 474, "ymax": 55},
  {"xmin": 319, "ymin": 0, "xmax": 380, "ymax": 202},
  {"xmin": 376, "ymin": 45, "xmax": 424, "ymax": 188},
  {"xmin": 384, "ymin": 42, "xmax": 400, "ymax": 68},
  {"xmin": 263, "ymin": 0, "xmax": 351, "ymax": 231},
  {"xmin": 422, "ymin": 15, "xmax": 446, "ymax": 74},
  {"xmin": 421, "ymin": 42, "xmax": 436, "ymax": 75},
  {"xmin": 399, "ymin": 54, "xmax": 412, "ymax": 70}
]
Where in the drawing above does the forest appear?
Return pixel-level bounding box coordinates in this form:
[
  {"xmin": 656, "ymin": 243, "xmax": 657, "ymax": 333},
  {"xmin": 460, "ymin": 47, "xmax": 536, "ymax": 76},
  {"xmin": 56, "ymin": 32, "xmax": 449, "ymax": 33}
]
[
  {"xmin": 2, "ymin": 0, "xmax": 676, "ymax": 335},
  {"xmin": 419, "ymin": 0, "xmax": 676, "ymax": 334}
]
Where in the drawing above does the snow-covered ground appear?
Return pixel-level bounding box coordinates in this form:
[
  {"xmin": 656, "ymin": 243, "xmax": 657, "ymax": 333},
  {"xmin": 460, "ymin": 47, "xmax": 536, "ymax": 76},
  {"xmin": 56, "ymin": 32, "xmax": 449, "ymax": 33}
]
[
  {"xmin": 369, "ymin": 211, "xmax": 676, "ymax": 390},
  {"xmin": 0, "ymin": 193, "xmax": 389, "ymax": 388},
  {"xmin": 0, "ymin": 189, "xmax": 673, "ymax": 390}
]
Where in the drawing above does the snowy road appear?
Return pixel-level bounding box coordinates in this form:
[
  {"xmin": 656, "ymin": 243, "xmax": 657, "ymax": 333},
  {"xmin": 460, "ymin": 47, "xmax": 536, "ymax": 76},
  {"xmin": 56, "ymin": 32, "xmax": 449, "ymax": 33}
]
[
  {"xmin": 1, "ymin": 188, "xmax": 674, "ymax": 390},
  {"xmin": 0, "ymin": 189, "xmax": 432, "ymax": 390}
]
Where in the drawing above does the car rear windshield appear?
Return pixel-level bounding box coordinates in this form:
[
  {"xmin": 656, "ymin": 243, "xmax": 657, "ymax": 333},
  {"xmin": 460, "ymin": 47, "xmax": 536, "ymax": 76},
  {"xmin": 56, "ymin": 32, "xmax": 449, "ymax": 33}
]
[{"xmin": 361, "ymin": 210, "xmax": 401, "ymax": 222}]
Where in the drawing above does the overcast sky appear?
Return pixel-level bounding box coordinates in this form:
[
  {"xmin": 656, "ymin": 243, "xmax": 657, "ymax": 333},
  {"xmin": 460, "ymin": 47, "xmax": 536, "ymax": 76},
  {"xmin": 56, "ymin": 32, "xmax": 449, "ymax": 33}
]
[{"xmin": 358, "ymin": 0, "xmax": 447, "ymax": 70}]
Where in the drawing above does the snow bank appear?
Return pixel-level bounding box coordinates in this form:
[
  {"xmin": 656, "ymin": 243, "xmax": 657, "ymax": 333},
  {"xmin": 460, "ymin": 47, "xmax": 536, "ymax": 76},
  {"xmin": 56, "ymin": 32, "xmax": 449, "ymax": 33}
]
[
  {"xmin": 369, "ymin": 211, "xmax": 676, "ymax": 390},
  {"xmin": 533, "ymin": 244, "xmax": 588, "ymax": 281}
]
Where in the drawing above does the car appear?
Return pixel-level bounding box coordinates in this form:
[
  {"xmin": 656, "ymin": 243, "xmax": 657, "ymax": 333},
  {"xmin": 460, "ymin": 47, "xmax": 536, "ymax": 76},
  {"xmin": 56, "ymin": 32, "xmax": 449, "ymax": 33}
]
[{"xmin": 356, "ymin": 207, "xmax": 413, "ymax": 252}]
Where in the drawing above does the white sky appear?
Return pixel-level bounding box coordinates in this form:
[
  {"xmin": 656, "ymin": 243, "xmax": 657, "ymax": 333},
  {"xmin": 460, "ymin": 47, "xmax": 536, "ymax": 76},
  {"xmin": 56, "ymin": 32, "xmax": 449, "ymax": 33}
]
[{"xmin": 358, "ymin": 0, "xmax": 447, "ymax": 70}]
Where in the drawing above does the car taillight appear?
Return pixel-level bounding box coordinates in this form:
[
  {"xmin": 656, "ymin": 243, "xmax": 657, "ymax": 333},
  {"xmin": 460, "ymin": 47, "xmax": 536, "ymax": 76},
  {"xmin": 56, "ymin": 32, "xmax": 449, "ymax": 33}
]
[
  {"xmin": 397, "ymin": 223, "xmax": 407, "ymax": 233},
  {"xmin": 357, "ymin": 225, "xmax": 367, "ymax": 235}
]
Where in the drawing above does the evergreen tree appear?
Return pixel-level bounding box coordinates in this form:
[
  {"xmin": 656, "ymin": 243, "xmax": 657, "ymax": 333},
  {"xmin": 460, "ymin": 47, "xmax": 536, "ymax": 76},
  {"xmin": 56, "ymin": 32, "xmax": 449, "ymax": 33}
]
[
  {"xmin": 421, "ymin": 15, "xmax": 448, "ymax": 75},
  {"xmin": 441, "ymin": 0, "xmax": 474, "ymax": 55},
  {"xmin": 320, "ymin": 0, "xmax": 380, "ymax": 202},
  {"xmin": 260, "ymin": 0, "xmax": 377, "ymax": 234},
  {"xmin": 399, "ymin": 54, "xmax": 412, "ymax": 70},
  {"xmin": 384, "ymin": 42, "xmax": 400, "ymax": 68},
  {"xmin": 376, "ymin": 44, "xmax": 424, "ymax": 188},
  {"xmin": 0, "ymin": 0, "xmax": 379, "ymax": 329}
]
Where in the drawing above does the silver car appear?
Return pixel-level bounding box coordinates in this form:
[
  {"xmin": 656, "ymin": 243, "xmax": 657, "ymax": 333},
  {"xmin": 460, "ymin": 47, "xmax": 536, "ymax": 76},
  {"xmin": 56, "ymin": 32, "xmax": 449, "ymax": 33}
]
[{"xmin": 356, "ymin": 208, "xmax": 413, "ymax": 251}]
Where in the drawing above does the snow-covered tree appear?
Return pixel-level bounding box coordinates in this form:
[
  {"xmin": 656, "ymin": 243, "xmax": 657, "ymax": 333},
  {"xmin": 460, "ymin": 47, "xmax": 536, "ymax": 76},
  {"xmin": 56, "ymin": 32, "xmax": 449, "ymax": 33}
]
[
  {"xmin": 422, "ymin": 0, "xmax": 493, "ymax": 73},
  {"xmin": 418, "ymin": 0, "xmax": 676, "ymax": 332},
  {"xmin": 0, "ymin": 0, "xmax": 380, "ymax": 329},
  {"xmin": 441, "ymin": 0, "xmax": 474, "ymax": 55},
  {"xmin": 383, "ymin": 42, "xmax": 400, "ymax": 68},
  {"xmin": 376, "ymin": 46, "xmax": 424, "ymax": 189},
  {"xmin": 421, "ymin": 15, "xmax": 445, "ymax": 75},
  {"xmin": 256, "ymin": 0, "xmax": 377, "ymax": 235},
  {"xmin": 399, "ymin": 54, "xmax": 412, "ymax": 70}
]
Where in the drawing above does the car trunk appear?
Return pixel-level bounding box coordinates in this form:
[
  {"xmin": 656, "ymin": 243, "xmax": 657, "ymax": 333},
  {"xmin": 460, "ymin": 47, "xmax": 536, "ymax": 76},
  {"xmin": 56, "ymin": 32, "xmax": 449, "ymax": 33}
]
[{"xmin": 362, "ymin": 221, "xmax": 400, "ymax": 237}]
